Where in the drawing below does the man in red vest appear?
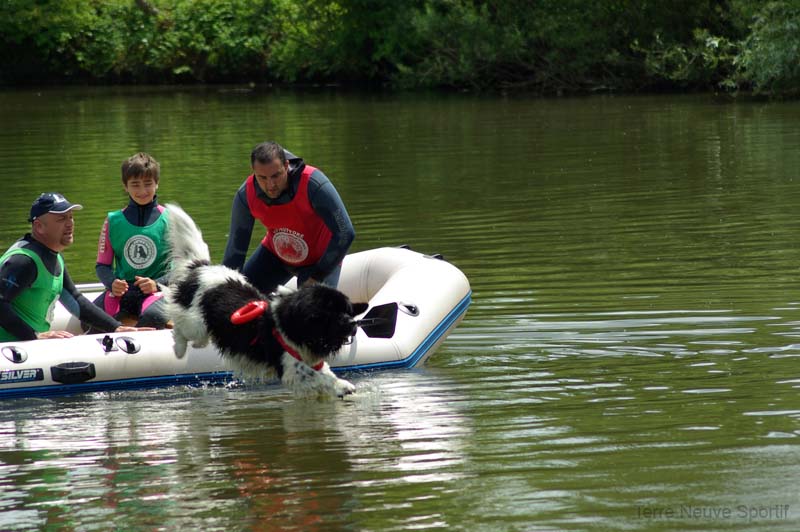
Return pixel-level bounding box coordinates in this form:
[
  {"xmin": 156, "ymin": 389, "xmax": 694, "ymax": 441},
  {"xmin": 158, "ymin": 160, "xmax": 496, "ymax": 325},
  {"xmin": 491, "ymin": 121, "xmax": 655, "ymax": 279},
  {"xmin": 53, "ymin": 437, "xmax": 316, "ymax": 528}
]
[{"xmin": 222, "ymin": 141, "xmax": 356, "ymax": 294}]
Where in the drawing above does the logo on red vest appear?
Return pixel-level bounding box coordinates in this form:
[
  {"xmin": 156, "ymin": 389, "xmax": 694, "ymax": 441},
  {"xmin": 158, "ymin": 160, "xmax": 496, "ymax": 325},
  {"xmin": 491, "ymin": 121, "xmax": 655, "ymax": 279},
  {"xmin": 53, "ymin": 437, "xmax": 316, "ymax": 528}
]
[{"xmin": 272, "ymin": 229, "xmax": 309, "ymax": 264}]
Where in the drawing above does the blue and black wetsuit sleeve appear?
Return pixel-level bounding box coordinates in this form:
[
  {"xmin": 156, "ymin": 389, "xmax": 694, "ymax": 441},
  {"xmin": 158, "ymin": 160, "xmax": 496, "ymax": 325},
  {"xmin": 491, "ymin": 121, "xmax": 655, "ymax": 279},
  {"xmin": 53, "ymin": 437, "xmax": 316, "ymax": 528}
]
[
  {"xmin": 96, "ymin": 263, "xmax": 116, "ymax": 290},
  {"xmin": 222, "ymin": 183, "xmax": 256, "ymax": 271},
  {"xmin": 60, "ymin": 268, "xmax": 121, "ymax": 332},
  {"xmin": 298, "ymin": 170, "xmax": 355, "ymax": 281},
  {"xmin": 0, "ymin": 254, "xmax": 40, "ymax": 341}
]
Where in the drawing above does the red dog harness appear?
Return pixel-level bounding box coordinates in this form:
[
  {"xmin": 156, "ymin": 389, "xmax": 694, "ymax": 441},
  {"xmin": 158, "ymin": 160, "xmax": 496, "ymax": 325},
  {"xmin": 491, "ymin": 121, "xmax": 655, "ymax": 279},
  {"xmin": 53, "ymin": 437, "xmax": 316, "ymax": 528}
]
[{"xmin": 230, "ymin": 300, "xmax": 324, "ymax": 371}]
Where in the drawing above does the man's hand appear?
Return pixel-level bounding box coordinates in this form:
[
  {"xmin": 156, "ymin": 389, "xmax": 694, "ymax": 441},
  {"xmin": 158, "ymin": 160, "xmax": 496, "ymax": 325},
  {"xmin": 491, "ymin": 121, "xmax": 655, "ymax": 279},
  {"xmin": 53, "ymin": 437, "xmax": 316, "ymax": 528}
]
[
  {"xmin": 37, "ymin": 330, "xmax": 74, "ymax": 339},
  {"xmin": 115, "ymin": 326, "xmax": 155, "ymax": 333}
]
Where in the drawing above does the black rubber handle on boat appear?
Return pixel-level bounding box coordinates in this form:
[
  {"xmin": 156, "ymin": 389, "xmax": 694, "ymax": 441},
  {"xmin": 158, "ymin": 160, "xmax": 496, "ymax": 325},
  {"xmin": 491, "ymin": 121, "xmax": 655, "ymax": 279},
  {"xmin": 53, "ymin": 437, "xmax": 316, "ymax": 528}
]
[
  {"xmin": 116, "ymin": 336, "xmax": 141, "ymax": 354},
  {"xmin": 51, "ymin": 362, "xmax": 96, "ymax": 384},
  {"xmin": 2, "ymin": 346, "xmax": 27, "ymax": 363},
  {"xmin": 101, "ymin": 335, "xmax": 115, "ymax": 352}
]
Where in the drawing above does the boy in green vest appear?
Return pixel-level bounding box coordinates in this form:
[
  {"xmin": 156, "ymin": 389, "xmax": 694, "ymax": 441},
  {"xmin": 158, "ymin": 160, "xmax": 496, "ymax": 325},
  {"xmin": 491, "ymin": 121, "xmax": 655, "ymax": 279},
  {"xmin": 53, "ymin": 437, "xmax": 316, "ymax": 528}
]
[
  {"xmin": 93, "ymin": 153, "xmax": 170, "ymax": 328},
  {"xmin": 0, "ymin": 193, "xmax": 148, "ymax": 341}
]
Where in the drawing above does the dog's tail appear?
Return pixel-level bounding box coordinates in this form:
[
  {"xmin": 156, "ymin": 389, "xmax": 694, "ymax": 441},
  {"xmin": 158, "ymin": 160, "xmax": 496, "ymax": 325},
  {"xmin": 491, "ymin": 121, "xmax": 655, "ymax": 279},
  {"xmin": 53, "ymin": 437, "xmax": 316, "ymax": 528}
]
[{"xmin": 165, "ymin": 203, "xmax": 211, "ymax": 266}]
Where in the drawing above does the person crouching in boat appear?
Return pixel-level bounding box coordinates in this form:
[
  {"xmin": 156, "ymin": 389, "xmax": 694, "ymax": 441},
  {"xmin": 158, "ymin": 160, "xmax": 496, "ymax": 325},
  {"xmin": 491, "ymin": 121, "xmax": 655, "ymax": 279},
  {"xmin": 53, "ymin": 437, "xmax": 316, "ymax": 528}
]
[
  {"xmin": 92, "ymin": 152, "xmax": 170, "ymax": 329},
  {"xmin": 221, "ymin": 141, "xmax": 355, "ymax": 295},
  {"xmin": 0, "ymin": 193, "xmax": 152, "ymax": 341}
]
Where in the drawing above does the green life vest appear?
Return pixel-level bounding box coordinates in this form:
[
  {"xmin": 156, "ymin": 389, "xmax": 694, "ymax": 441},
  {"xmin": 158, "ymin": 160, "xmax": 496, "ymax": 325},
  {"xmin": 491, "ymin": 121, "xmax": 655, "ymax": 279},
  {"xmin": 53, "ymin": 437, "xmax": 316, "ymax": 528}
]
[
  {"xmin": 108, "ymin": 209, "xmax": 170, "ymax": 281},
  {"xmin": 0, "ymin": 244, "xmax": 64, "ymax": 341}
]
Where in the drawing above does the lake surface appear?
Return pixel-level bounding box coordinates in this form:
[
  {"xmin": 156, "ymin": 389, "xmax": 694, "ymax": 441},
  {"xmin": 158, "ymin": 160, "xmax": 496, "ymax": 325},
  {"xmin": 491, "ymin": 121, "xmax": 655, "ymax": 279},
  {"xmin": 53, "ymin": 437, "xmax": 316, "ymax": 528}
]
[{"xmin": 1, "ymin": 86, "xmax": 800, "ymax": 531}]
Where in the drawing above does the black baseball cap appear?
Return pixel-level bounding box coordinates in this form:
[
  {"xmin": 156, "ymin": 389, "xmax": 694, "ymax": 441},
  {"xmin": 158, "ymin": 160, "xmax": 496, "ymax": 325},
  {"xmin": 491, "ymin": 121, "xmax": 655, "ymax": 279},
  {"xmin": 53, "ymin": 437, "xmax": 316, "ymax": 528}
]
[{"xmin": 29, "ymin": 192, "xmax": 83, "ymax": 222}]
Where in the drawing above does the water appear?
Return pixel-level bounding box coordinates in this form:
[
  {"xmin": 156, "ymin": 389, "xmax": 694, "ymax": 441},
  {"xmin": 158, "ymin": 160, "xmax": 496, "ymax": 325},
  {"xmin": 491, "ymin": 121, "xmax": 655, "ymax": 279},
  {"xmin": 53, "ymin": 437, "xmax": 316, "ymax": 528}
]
[{"xmin": 1, "ymin": 87, "xmax": 800, "ymax": 530}]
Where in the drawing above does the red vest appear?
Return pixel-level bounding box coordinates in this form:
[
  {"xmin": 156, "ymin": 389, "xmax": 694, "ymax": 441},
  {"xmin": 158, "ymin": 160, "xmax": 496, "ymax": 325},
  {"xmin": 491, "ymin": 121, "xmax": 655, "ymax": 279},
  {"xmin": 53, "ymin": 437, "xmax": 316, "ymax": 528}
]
[{"xmin": 245, "ymin": 165, "xmax": 332, "ymax": 267}]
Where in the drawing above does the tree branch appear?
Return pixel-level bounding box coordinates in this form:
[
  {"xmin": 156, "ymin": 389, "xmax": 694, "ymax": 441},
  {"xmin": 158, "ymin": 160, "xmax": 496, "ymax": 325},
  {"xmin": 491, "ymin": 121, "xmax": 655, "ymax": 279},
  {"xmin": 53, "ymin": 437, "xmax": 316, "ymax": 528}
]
[{"xmin": 135, "ymin": 0, "xmax": 159, "ymax": 17}]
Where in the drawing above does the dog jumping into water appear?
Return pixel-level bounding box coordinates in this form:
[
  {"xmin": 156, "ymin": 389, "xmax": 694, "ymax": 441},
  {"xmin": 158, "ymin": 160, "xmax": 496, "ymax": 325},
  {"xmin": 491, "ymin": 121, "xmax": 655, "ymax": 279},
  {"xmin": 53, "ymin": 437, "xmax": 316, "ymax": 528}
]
[{"xmin": 163, "ymin": 203, "xmax": 367, "ymax": 398}]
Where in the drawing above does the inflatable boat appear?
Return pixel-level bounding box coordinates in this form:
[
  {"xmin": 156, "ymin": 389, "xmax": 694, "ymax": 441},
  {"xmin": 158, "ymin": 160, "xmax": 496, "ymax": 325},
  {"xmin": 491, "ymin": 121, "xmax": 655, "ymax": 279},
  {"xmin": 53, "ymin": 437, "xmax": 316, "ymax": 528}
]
[{"xmin": 0, "ymin": 247, "xmax": 471, "ymax": 399}]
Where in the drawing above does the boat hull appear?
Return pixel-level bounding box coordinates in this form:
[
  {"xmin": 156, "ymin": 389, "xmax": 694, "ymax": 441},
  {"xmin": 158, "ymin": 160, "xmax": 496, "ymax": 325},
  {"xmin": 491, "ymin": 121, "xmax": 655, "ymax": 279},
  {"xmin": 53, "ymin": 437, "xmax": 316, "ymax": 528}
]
[{"xmin": 0, "ymin": 247, "xmax": 471, "ymax": 398}]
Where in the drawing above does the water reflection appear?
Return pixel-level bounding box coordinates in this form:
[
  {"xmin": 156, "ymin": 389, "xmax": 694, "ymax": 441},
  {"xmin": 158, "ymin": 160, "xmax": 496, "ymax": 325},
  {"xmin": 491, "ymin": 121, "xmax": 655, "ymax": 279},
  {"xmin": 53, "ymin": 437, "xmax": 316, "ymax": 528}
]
[
  {"xmin": 339, "ymin": 376, "xmax": 471, "ymax": 484},
  {"xmin": 2, "ymin": 89, "xmax": 800, "ymax": 530},
  {"xmin": 0, "ymin": 374, "xmax": 473, "ymax": 531}
]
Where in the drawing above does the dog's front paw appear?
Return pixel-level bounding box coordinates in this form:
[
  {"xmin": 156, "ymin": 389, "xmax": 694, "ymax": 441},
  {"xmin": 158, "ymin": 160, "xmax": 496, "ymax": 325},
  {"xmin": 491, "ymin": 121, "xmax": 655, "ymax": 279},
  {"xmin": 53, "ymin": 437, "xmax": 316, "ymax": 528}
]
[
  {"xmin": 335, "ymin": 377, "xmax": 356, "ymax": 398},
  {"xmin": 173, "ymin": 333, "xmax": 188, "ymax": 359}
]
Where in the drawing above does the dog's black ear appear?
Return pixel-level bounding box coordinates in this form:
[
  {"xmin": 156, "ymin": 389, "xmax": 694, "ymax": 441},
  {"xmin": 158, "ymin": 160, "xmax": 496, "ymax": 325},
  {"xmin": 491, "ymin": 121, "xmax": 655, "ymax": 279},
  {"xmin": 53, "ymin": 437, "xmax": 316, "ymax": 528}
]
[{"xmin": 352, "ymin": 302, "xmax": 369, "ymax": 316}]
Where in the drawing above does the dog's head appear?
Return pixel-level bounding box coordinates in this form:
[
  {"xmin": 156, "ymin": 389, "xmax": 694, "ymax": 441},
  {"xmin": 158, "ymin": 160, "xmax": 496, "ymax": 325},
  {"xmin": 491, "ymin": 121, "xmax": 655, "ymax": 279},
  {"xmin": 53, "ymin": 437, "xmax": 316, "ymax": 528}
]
[{"xmin": 275, "ymin": 284, "xmax": 368, "ymax": 361}]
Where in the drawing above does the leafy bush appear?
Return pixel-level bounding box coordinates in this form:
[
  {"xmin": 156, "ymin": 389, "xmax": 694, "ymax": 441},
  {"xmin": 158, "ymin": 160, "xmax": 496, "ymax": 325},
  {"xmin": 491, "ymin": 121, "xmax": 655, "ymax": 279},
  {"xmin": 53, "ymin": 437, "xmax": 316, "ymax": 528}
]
[
  {"xmin": 265, "ymin": 0, "xmax": 423, "ymax": 83},
  {"xmin": 735, "ymin": 0, "xmax": 800, "ymax": 95},
  {"xmin": 142, "ymin": 0, "xmax": 272, "ymax": 82},
  {"xmin": 1, "ymin": 0, "xmax": 799, "ymax": 96},
  {"xmin": 632, "ymin": 29, "xmax": 738, "ymax": 90}
]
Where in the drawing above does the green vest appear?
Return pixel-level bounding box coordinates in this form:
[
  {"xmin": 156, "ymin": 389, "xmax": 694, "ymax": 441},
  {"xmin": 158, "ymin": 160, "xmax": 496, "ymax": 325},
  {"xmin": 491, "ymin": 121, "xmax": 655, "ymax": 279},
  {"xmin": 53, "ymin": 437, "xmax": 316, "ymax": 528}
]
[
  {"xmin": 108, "ymin": 209, "xmax": 170, "ymax": 281},
  {"xmin": 0, "ymin": 245, "xmax": 64, "ymax": 342}
]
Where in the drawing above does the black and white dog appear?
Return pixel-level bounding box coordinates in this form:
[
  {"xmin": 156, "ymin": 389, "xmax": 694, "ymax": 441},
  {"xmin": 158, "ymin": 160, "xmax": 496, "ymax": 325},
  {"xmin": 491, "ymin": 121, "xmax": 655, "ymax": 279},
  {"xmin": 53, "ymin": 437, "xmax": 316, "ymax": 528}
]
[{"xmin": 163, "ymin": 204, "xmax": 367, "ymax": 398}]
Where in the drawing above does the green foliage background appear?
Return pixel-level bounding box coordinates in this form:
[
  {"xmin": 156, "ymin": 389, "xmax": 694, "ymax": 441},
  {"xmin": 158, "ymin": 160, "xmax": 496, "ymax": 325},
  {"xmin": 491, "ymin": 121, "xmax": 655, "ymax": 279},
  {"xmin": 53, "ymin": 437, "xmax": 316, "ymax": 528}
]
[{"xmin": 1, "ymin": 0, "xmax": 799, "ymax": 95}]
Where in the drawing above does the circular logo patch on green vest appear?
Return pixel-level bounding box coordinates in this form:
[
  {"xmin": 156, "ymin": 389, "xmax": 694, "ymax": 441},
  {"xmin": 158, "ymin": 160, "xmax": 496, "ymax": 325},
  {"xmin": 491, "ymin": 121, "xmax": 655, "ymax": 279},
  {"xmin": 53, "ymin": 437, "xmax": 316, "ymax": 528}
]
[{"xmin": 124, "ymin": 235, "xmax": 158, "ymax": 269}]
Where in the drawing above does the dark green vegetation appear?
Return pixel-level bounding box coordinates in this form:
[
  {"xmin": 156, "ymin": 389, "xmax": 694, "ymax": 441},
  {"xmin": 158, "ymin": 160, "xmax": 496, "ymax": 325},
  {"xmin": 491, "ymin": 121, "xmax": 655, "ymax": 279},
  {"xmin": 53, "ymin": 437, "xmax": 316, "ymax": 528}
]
[{"xmin": 2, "ymin": 0, "xmax": 799, "ymax": 96}]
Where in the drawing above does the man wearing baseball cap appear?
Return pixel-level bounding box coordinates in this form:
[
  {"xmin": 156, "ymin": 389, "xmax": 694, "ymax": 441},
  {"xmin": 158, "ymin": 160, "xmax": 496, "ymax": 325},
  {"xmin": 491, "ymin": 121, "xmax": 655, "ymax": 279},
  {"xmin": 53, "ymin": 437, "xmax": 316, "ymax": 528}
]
[{"xmin": 0, "ymin": 192, "xmax": 151, "ymax": 341}]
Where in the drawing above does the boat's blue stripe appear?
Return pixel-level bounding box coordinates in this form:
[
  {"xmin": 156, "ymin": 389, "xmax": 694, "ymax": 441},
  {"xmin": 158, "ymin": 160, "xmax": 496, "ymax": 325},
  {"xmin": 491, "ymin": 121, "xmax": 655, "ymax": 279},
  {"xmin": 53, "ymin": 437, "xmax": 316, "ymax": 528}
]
[
  {"xmin": 0, "ymin": 372, "xmax": 235, "ymax": 399},
  {"xmin": 332, "ymin": 290, "xmax": 472, "ymax": 374},
  {"xmin": 0, "ymin": 291, "xmax": 471, "ymax": 398}
]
